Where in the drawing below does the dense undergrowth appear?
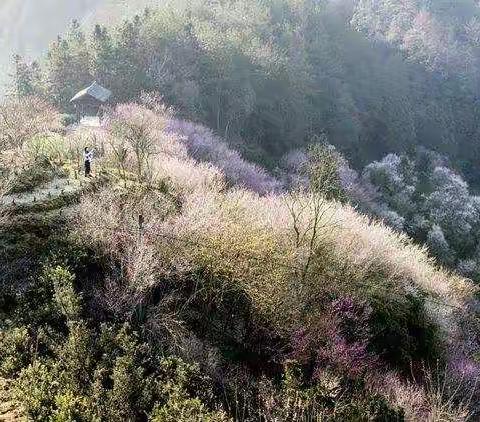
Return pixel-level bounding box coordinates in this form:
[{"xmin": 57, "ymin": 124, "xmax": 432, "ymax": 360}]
[{"xmin": 1, "ymin": 97, "xmax": 479, "ymax": 421}]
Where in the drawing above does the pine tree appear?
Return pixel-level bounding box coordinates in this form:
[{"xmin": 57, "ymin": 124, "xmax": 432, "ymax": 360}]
[
  {"xmin": 45, "ymin": 21, "xmax": 93, "ymax": 108},
  {"xmin": 91, "ymin": 24, "xmax": 115, "ymax": 88},
  {"xmin": 11, "ymin": 55, "xmax": 42, "ymax": 98}
]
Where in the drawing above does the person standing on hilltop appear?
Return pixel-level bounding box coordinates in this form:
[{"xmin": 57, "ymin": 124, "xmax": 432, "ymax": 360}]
[{"xmin": 84, "ymin": 147, "xmax": 94, "ymax": 177}]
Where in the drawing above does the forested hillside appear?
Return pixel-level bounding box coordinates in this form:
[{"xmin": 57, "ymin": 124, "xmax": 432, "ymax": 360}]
[
  {"xmin": 1, "ymin": 94, "xmax": 479, "ymax": 421},
  {"xmin": 3, "ymin": 1, "xmax": 480, "ymax": 420},
  {"xmin": 13, "ymin": 0, "xmax": 480, "ymax": 285},
  {"xmin": 13, "ymin": 0, "xmax": 480, "ymax": 182}
]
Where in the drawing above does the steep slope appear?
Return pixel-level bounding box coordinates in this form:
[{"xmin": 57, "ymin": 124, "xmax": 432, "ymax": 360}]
[{"xmin": 1, "ymin": 99, "xmax": 479, "ymax": 420}]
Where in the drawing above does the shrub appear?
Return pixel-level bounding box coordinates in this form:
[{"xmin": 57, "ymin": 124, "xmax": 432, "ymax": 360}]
[
  {"xmin": 7, "ymin": 157, "xmax": 57, "ymax": 193},
  {"xmin": 369, "ymin": 368, "xmax": 474, "ymax": 422},
  {"xmin": 316, "ymin": 298, "xmax": 376, "ymax": 379},
  {"xmin": 150, "ymin": 393, "xmax": 230, "ymax": 422},
  {"xmin": 10, "ymin": 313, "xmax": 226, "ymax": 421},
  {"xmin": 305, "ymin": 142, "xmax": 346, "ymax": 201},
  {"xmin": 369, "ymin": 294, "xmax": 440, "ymax": 371},
  {"xmin": 0, "ymin": 326, "xmax": 32, "ymax": 378},
  {"xmin": 13, "ymin": 361, "xmax": 59, "ymax": 421},
  {"xmin": 332, "ymin": 394, "xmax": 405, "ymax": 421},
  {"xmin": 290, "ymin": 297, "xmax": 377, "ymax": 380},
  {"xmin": 427, "ymin": 224, "xmax": 454, "ymax": 266},
  {"xmin": 13, "ymin": 323, "xmax": 141, "ymax": 420},
  {"xmin": 0, "ymin": 97, "xmax": 62, "ymax": 149},
  {"xmin": 106, "ymin": 355, "xmax": 147, "ymax": 421},
  {"xmin": 55, "ymin": 321, "xmax": 94, "ymax": 394},
  {"xmin": 250, "ymin": 363, "xmax": 405, "ymax": 421},
  {"xmin": 60, "ymin": 114, "xmax": 78, "ymax": 127},
  {"xmin": 28, "ymin": 134, "xmax": 69, "ymax": 167},
  {"xmin": 16, "ymin": 264, "xmax": 59, "ymax": 327},
  {"xmin": 48, "ymin": 266, "xmax": 82, "ymax": 320},
  {"xmin": 51, "ymin": 391, "xmax": 93, "ymax": 422}
]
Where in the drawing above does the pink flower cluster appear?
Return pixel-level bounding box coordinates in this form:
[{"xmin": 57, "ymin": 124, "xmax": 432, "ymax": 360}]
[
  {"xmin": 166, "ymin": 119, "xmax": 282, "ymax": 195},
  {"xmin": 290, "ymin": 297, "xmax": 377, "ymax": 379}
]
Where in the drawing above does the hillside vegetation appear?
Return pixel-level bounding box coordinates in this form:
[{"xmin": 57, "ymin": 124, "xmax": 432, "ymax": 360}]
[
  {"xmin": 13, "ymin": 0, "xmax": 480, "ymax": 183},
  {"xmin": 4, "ymin": 0, "xmax": 480, "ymax": 420},
  {"xmin": 13, "ymin": 0, "xmax": 480, "ymax": 285},
  {"xmin": 1, "ymin": 96, "xmax": 479, "ymax": 421}
]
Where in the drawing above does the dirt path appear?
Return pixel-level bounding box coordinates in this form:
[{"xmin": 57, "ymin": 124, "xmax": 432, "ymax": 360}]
[
  {"xmin": 0, "ymin": 176, "xmax": 95, "ymax": 211},
  {"xmin": 0, "ymin": 379, "xmax": 24, "ymax": 422}
]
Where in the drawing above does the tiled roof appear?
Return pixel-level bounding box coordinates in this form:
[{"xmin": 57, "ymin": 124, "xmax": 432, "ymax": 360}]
[{"xmin": 70, "ymin": 81, "xmax": 112, "ymax": 103}]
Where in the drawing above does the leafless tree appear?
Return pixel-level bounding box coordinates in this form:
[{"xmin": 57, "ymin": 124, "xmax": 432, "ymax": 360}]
[
  {"xmin": 285, "ymin": 190, "xmax": 336, "ymax": 281},
  {"xmin": 107, "ymin": 104, "xmax": 159, "ymax": 186},
  {"xmin": 285, "ymin": 143, "xmax": 342, "ymax": 280},
  {"xmin": 0, "ymin": 96, "xmax": 61, "ymax": 150}
]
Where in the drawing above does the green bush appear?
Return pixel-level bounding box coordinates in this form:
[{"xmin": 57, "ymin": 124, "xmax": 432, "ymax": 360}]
[
  {"xmin": 9, "ymin": 158, "xmax": 56, "ymax": 193},
  {"xmin": 150, "ymin": 392, "xmax": 230, "ymax": 422},
  {"xmin": 51, "ymin": 391, "xmax": 96, "ymax": 422},
  {"xmin": 370, "ymin": 294, "xmax": 440, "ymax": 371},
  {"xmin": 105, "ymin": 354, "xmax": 149, "ymax": 421},
  {"xmin": 49, "ymin": 265, "xmax": 82, "ymax": 320},
  {"xmin": 18, "ymin": 264, "xmax": 82, "ymax": 325},
  {"xmin": 14, "ymin": 266, "xmax": 59, "ymax": 328},
  {"xmin": 9, "ymin": 319, "xmax": 227, "ymax": 421},
  {"xmin": 60, "ymin": 114, "xmax": 78, "ymax": 127},
  {"xmin": 0, "ymin": 326, "xmax": 32, "ymax": 377},
  {"xmin": 13, "ymin": 360, "xmax": 59, "ymax": 420}
]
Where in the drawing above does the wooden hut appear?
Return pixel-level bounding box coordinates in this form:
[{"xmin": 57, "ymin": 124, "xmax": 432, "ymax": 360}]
[{"xmin": 70, "ymin": 81, "xmax": 112, "ymax": 120}]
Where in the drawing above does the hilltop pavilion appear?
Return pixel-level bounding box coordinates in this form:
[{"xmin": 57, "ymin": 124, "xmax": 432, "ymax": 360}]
[{"xmin": 70, "ymin": 81, "xmax": 112, "ymax": 120}]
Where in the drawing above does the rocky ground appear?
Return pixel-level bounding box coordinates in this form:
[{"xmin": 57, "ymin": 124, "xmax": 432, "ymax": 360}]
[{"xmin": 0, "ymin": 379, "xmax": 24, "ymax": 422}]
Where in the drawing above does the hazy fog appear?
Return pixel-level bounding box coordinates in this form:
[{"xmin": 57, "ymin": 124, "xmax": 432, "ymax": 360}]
[{"xmin": 0, "ymin": 0, "xmax": 157, "ymax": 95}]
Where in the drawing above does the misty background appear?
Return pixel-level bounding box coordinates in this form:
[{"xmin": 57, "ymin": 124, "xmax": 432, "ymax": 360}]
[{"xmin": 0, "ymin": 0, "xmax": 158, "ymax": 95}]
